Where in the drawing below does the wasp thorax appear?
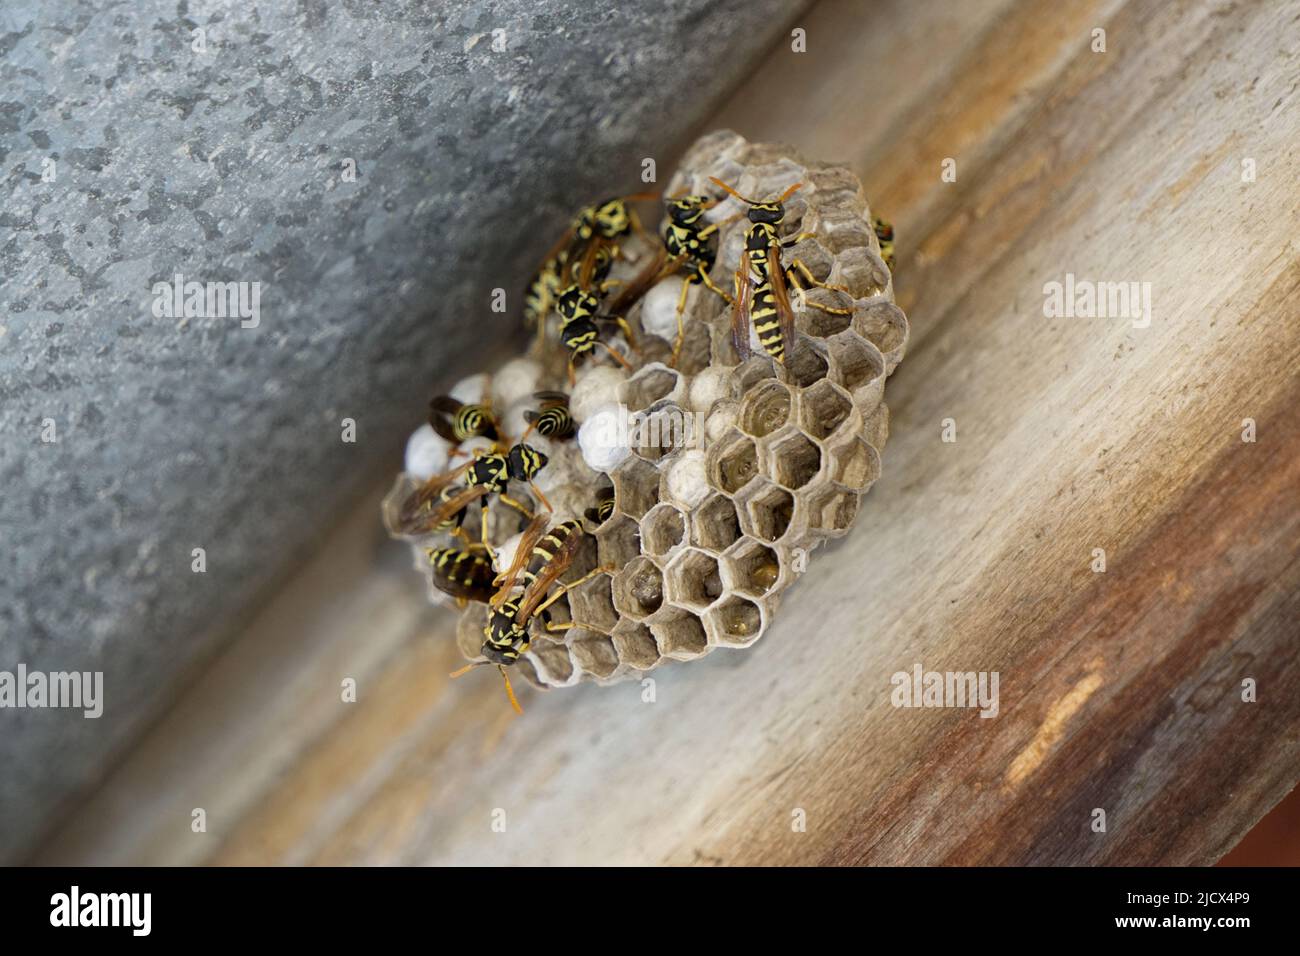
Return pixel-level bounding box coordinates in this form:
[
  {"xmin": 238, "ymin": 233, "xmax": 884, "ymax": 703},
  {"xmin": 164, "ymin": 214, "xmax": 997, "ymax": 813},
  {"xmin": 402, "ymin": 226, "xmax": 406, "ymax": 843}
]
[
  {"xmin": 669, "ymin": 197, "xmax": 709, "ymax": 225},
  {"xmin": 593, "ymin": 199, "xmax": 631, "ymax": 237},
  {"xmin": 557, "ymin": 287, "xmax": 599, "ymax": 322}
]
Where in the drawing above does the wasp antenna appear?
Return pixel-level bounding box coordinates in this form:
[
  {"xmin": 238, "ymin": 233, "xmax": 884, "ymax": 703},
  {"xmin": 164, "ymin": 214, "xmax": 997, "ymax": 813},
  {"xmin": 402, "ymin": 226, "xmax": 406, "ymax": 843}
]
[
  {"xmin": 499, "ymin": 665, "xmax": 523, "ymax": 716},
  {"xmin": 529, "ymin": 481, "xmax": 553, "ymax": 513},
  {"xmin": 775, "ymin": 181, "xmax": 805, "ymax": 204},
  {"xmin": 449, "ymin": 661, "xmax": 488, "ymax": 679},
  {"xmin": 623, "ymin": 191, "xmax": 660, "ymax": 203},
  {"xmin": 708, "ymin": 176, "xmax": 759, "ymax": 205}
]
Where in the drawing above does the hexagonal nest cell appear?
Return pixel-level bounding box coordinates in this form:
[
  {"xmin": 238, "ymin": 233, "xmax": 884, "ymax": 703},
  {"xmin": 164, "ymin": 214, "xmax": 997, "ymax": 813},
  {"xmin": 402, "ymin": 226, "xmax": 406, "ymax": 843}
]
[
  {"xmin": 722, "ymin": 539, "xmax": 783, "ymax": 599},
  {"xmin": 740, "ymin": 381, "xmax": 793, "ymax": 438},
  {"xmin": 692, "ymin": 494, "xmax": 742, "ymax": 552},
  {"xmin": 664, "ymin": 548, "xmax": 725, "ymax": 610},
  {"xmin": 612, "ymin": 555, "xmax": 666, "ymax": 621},
  {"xmin": 386, "ymin": 130, "xmax": 908, "ymax": 689},
  {"xmin": 712, "ymin": 435, "xmax": 760, "ymax": 496},
  {"xmin": 767, "ymin": 431, "xmax": 822, "ymax": 490},
  {"xmin": 641, "ymin": 503, "xmax": 686, "ymax": 557},
  {"xmin": 798, "ymin": 379, "xmax": 855, "ymax": 441},
  {"xmin": 740, "ymin": 482, "xmax": 796, "ymax": 543},
  {"xmin": 704, "ymin": 595, "xmax": 764, "ymax": 647}
]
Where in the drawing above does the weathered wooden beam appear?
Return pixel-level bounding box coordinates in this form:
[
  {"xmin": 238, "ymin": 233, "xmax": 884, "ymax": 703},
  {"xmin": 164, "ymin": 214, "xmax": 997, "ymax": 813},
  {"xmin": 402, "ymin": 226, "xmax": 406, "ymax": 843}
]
[{"xmin": 36, "ymin": 0, "xmax": 1300, "ymax": 865}]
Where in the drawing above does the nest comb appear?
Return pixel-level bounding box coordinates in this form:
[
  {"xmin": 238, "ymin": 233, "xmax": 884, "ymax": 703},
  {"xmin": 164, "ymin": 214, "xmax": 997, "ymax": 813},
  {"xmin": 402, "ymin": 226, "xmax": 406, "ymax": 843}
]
[{"xmin": 392, "ymin": 130, "xmax": 909, "ymax": 690}]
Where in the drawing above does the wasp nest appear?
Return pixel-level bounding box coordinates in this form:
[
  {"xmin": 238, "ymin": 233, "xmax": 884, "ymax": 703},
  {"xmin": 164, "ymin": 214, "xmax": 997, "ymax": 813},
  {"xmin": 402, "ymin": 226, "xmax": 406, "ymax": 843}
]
[{"xmin": 389, "ymin": 130, "xmax": 907, "ymax": 690}]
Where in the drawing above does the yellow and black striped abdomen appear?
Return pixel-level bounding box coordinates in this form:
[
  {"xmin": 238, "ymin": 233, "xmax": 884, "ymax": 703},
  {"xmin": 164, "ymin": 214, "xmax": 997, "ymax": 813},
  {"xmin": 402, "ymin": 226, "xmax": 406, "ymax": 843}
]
[
  {"xmin": 431, "ymin": 547, "xmax": 490, "ymax": 582},
  {"xmin": 522, "ymin": 521, "xmax": 581, "ymax": 585},
  {"xmin": 453, "ymin": 404, "xmax": 495, "ymax": 442},
  {"xmin": 429, "ymin": 547, "xmax": 496, "ymax": 602},
  {"xmin": 531, "ymin": 406, "xmax": 573, "ymax": 438},
  {"xmin": 749, "ymin": 282, "xmax": 785, "ymax": 361},
  {"xmin": 743, "ymin": 223, "xmax": 786, "ymax": 361}
]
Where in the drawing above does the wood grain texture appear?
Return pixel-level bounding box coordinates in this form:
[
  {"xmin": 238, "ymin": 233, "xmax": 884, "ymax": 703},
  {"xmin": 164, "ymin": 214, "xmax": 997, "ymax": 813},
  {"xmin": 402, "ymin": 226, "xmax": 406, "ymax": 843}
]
[{"xmin": 37, "ymin": 0, "xmax": 1300, "ymax": 865}]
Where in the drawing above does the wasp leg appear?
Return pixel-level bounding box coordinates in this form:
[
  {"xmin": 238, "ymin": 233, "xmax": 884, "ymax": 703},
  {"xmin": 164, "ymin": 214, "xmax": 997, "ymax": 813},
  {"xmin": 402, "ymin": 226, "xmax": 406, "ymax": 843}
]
[
  {"xmin": 603, "ymin": 314, "xmax": 639, "ymax": 352},
  {"xmin": 788, "ymin": 257, "xmax": 853, "ymax": 300},
  {"xmin": 526, "ymin": 481, "xmax": 552, "ymax": 513},
  {"xmin": 595, "ymin": 340, "xmax": 633, "ymax": 371},
  {"xmin": 670, "ymin": 272, "xmax": 700, "ymax": 369},
  {"xmin": 478, "ymin": 500, "xmax": 496, "ymax": 563},
  {"xmin": 545, "ymin": 617, "xmax": 614, "ymax": 637},
  {"xmin": 699, "ymin": 267, "xmax": 734, "ymax": 305},
  {"xmin": 532, "ymin": 565, "xmax": 615, "ymax": 619},
  {"xmin": 785, "ymin": 262, "xmax": 852, "ymax": 316},
  {"xmin": 629, "ymin": 207, "xmax": 651, "ymax": 243},
  {"xmin": 498, "ymin": 494, "xmax": 534, "ymax": 520},
  {"xmin": 452, "ymin": 525, "xmax": 474, "ymax": 547}
]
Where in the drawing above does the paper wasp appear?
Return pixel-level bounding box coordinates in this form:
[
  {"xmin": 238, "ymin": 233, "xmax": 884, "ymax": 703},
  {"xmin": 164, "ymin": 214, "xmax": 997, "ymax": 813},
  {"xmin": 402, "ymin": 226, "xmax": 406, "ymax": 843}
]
[
  {"xmin": 450, "ymin": 516, "xmax": 612, "ymax": 714},
  {"xmin": 709, "ymin": 177, "xmax": 854, "ymax": 364},
  {"xmin": 603, "ymin": 193, "xmax": 736, "ymax": 366},
  {"xmin": 525, "ymin": 193, "xmax": 657, "ymax": 347},
  {"xmin": 660, "ymin": 194, "xmax": 736, "ymax": 361},
  {"xmin": 526, "ymin": 243, "xmax": 616, "ymax": 349},
  {"xmin": 428, "ymin": 395, "xmax": 499, "ymax": 445},
  {"xmin": 385, "ymin": 444, "xmax": 550, "ymax": 557},
  {"xmin": 564, "ymin": 193, "xmax": 658, "ymax": 290},
  {"xmin": 555, "ymin": 285, "xmax": 636, "ymax": 384},
  {"xmin": 522, "ymin": 390, "xmax": 576, "ymax": 441},
  {"xmin": 524, "ymin": 248, "xmax": 571, "ymax": 348}
]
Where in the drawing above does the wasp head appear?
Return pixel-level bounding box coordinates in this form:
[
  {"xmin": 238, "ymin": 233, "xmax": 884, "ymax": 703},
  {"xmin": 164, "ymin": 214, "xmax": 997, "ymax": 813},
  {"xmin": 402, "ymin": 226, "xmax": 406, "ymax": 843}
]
[
  {"xmin": 508, "ymin": 443, "xmax": 548, "ymax": 482},
  {"xmin": 747, "ymin": 201, "xmax": 784, "ymax": 225},
  {"xmin": 668, "ymin": 195, "xmax": 710, "ymax": 226}
]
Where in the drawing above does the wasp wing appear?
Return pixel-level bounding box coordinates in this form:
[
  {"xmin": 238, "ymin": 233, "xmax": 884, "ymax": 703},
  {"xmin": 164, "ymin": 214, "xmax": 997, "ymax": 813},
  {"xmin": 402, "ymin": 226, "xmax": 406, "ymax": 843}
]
[
  {"xmin": 576, "ymin": 235, "xmax": 619, "ymax": 289},
  {"xmin": 730, "ymin": 247, "xmax": 754, "ymax": 361},
  {"xmin": 398, "ymin": 481, "xmax": 487, "ymax": 537},
  {"xmin": 513, "ymin": 528, "xmax": 585, "ymax": 625},
  {"xmin": 607, "ymin": 245, "xmax": 668, "ymax": 316},
  {"xmin": 489, "ymin": 513, "xmax": 551, "ymax": 608},
  {"xmin": 428, "ymin": 395, "xmax": 464, "ymax": 442},
  {"xmin": 526, "ymin": 390, "xmax": 570, "ymax": 424},
  {"xmin": 429, "ymin": 395, "xmax": 462, "ymax": 415},
  {"xmin": 767, "ymin": 238, "xmax": 797, "ymax": 363},
  {"xmin": 532, "ymin": 390, "xmax": 571, "ymax": 407},
  {"xmin": 535, "ymin": 222, "xmax": 578, "ymax": 280}
]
